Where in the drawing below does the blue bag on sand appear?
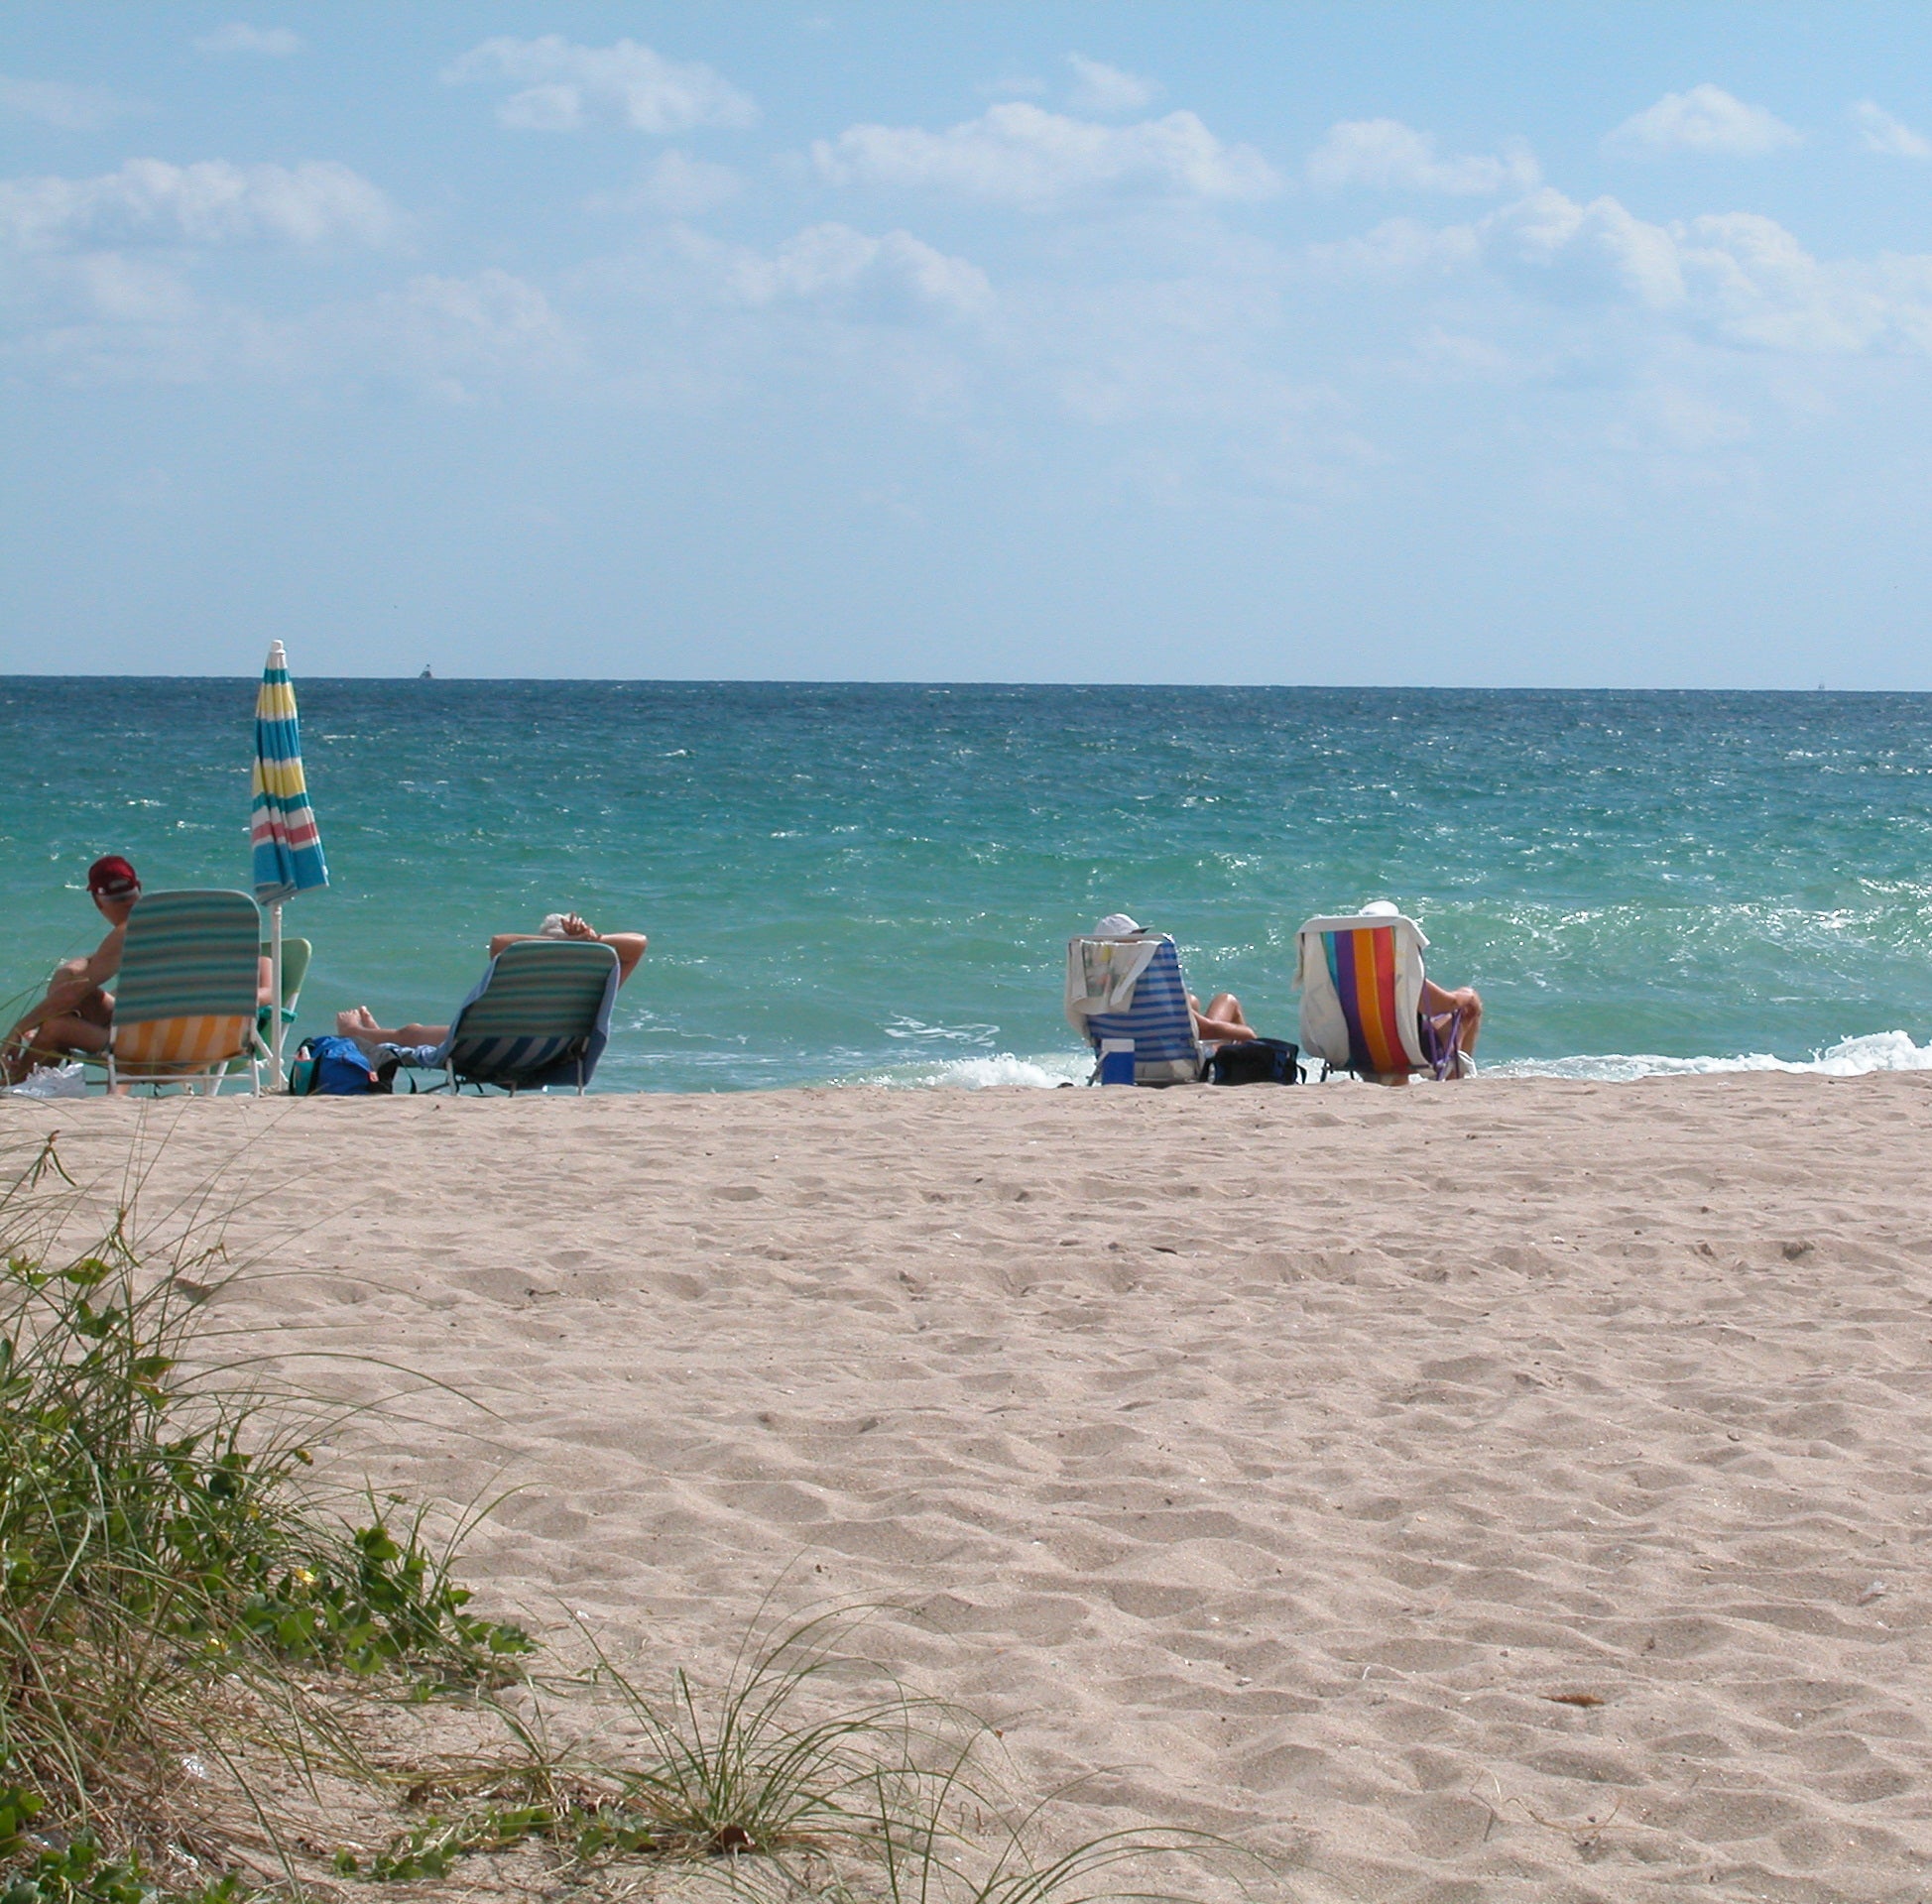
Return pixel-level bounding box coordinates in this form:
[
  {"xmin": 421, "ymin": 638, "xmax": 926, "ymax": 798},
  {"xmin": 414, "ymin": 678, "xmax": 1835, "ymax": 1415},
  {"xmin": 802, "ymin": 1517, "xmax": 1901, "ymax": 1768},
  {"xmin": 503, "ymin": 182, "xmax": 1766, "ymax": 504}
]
[{"xmin": 291, "ymin": 1035, "xmax": 380, "ymax": 1096}]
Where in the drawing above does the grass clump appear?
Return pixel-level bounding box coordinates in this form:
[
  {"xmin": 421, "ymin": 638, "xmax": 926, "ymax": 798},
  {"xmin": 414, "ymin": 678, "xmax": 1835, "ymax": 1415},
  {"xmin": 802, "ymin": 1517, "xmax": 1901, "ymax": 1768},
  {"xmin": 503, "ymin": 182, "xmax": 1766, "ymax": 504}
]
[
  {"xmin": 0, "ymin": 1132, "xmax": 1255, "ymax": 1904},
  {"xmin": 333, "ymin": 1620, "xmax": 1250, "ymax": 1904},
  {"xmin": 0, "ymin": 1783, "xmax": 245, "ymax": 1903},
  {"xmin": 588, "ymin": 1610, "xmax": 941, "ymax": 1858},
  {"xmin": 0, "ymin": 1135, "xmax": 531, "ymax": 1897}
]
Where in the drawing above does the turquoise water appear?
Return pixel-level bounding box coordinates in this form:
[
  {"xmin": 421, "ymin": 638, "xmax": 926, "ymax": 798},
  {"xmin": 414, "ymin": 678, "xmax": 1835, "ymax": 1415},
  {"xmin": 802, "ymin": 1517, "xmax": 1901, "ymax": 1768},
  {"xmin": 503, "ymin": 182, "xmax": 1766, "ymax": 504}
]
[{"xmin": 3, "ymin": 678, "xmax": 1930, "ymax": 1091}]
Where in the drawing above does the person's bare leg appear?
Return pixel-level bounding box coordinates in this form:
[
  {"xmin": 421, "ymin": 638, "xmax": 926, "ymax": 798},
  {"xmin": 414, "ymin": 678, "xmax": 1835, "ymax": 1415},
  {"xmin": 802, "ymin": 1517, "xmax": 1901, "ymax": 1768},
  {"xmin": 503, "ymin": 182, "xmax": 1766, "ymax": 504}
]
[
  {"xmin": 4, "ymin": 963, "xmax": 92, "ymax": 1081},
  {"xmin": 10, "ymin": 1013, "xmax": 110, "ymax": 1072},
  {"xmin": 1452, "ymin": 987, "xmax": 1483, "ymax": 1057},
  {"xmin": 334, "ymin": 1008, "xmax": 449, "ymax": 1057},
  {"xmin": 5, "ymin": 985, "xmax": 113, "ymax": 1082},
  {"xmin": 1190, "ymin": 992, "xmax": 1258, "ymax": 1043},
  {"xmin": 1420, "ymin": 980, "xmax": 1483, "ymax": 1072}
]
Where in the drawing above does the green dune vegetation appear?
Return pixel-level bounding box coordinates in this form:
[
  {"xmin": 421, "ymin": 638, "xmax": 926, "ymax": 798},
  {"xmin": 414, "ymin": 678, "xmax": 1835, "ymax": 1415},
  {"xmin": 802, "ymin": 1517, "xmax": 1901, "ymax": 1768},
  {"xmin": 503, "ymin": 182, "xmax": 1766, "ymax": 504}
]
[{"xmin": 0, "ymin": 1135, "xmax": 1232, "ymax": 1904}]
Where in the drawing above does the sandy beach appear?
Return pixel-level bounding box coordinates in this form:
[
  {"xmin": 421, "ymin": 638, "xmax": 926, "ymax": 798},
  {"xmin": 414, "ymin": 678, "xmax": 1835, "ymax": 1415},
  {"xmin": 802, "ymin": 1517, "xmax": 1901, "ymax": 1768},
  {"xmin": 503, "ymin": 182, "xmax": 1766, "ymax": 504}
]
[{"xmin": 5, "ymin": 1075, "xmax": 1931, "ymax": 1902}]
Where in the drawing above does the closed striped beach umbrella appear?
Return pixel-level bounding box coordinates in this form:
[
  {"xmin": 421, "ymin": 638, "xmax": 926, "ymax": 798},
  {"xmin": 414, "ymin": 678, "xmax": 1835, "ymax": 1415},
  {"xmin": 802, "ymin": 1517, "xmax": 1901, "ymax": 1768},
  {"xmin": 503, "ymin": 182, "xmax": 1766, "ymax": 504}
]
[
  {"xmin": 251, "ymin": 642, "xmax": 327, "ymax": 1086},
  {"xmin": 251, "ymin": 642, "xmax": 327, "ymax": 903}
]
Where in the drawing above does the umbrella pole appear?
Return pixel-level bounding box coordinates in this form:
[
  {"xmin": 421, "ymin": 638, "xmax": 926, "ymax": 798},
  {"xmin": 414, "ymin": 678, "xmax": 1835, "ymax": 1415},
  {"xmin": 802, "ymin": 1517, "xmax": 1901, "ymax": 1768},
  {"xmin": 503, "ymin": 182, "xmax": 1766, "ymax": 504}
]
[{"xmin": 269, "ymin": 902, "xmax": 285, "ymax": 1093}]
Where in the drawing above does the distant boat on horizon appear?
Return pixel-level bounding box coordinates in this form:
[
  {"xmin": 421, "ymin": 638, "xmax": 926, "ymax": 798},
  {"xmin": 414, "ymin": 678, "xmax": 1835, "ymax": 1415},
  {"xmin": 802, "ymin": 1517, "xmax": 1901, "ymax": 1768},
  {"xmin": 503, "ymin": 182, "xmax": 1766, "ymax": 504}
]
[{"xmin": 420, "ymin": 665, "xmax": 432, "ymax": 679}]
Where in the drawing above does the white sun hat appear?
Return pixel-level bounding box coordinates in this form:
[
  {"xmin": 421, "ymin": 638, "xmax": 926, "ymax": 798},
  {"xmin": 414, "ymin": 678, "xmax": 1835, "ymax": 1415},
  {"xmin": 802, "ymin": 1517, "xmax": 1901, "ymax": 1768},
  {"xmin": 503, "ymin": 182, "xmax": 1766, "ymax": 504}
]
[
  {"xmin": 1360, "ymin": 899, "xmax": 1400, "ymax": 917},
  {"xmin": 1091, "ymin": 912, "xmax": 1143, "ymax": 939}
]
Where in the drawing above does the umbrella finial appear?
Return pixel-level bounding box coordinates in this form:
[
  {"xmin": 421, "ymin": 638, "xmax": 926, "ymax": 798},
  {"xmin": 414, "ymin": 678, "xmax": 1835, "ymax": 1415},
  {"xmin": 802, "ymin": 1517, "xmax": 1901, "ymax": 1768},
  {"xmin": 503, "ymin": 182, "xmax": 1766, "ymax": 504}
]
[{"xmin": 267, "ymin": 641, "xmax": 288, "ymax": 667}]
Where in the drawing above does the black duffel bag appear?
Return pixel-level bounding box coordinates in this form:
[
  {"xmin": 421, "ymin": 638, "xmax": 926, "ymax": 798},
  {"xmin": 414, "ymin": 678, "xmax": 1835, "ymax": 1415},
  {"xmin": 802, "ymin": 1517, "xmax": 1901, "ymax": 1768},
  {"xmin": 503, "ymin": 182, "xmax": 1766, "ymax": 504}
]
[{"xmin": 1206, "ymin": 1037, "xmax": 1301, "ymax": 1085}]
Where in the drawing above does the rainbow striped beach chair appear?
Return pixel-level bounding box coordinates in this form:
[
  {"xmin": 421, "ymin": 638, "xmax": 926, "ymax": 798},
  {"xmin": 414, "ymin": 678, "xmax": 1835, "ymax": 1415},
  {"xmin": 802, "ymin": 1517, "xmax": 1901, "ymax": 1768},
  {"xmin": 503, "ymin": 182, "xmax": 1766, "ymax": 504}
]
[
  {"xmin": 106, "ymin": 890, "xmax": 266, "ymax": 1095},
  {"xmin": 1294, "ymin": 911, "xmax": 1465, "ymax": 1083},
  {"xmin": 382, "ymin": 939, "xmax": 619, "ymax": 1094},
  {"xmin": 1064, "ymin": 933, "xmax": 1203, "ymax": 1085}
]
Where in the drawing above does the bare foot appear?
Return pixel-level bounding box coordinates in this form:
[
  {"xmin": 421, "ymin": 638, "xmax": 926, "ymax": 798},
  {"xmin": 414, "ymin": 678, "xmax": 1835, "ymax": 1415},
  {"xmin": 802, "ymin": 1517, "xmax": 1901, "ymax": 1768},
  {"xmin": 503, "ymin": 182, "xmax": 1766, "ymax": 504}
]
[{"xmin": 335, "ymin": 1006, "xmax": 382, "ymax": 1038}]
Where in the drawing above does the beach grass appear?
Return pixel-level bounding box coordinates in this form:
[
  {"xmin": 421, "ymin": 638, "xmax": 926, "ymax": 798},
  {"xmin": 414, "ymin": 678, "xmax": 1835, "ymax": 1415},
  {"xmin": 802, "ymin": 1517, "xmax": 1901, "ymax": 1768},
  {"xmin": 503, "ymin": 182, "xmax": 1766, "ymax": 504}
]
[
  {"xmin": 0, "ymin": 1134, "xmax": 1246, "ymax": 1904},
  {"xmin": 0, "ymin": 1133, "xmax": 530, "ymax": 1899}
]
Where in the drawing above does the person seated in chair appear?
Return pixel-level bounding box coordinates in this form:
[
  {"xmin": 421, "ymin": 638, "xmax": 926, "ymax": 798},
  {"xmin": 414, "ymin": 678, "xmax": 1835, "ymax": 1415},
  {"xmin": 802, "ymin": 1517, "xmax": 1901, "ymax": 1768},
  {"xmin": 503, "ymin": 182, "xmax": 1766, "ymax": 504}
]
[
  {"xmin": 3, "ymin": 858, "xmax": 278, "ymax": 1087},
  {"xmin": 1362, "ymin": 898, "xmax": 1483, "ymax": 1071},
  {"xmin": 334, "ymin": 912, "xmax": 647, "ymax": 1056},
  {"xmin": 1088, "ymin": 911, "xmax": 1260, "ymax": 1047},
  {"xmin": 2, "ymin": 856, "xmax": 142, "ymax": 1084},
  {"xmin": 1189, "ymin": 990, "xmax": 1259, "ymax": 1044}
]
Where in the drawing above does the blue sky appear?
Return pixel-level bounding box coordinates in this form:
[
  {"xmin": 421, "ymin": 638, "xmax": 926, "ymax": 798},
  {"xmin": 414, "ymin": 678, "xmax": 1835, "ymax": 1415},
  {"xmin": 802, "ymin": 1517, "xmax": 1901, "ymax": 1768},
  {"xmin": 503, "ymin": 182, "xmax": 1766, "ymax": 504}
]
[{"xmin": 5, "ymin": 3, "xmax": 1932, "ymax": 685}]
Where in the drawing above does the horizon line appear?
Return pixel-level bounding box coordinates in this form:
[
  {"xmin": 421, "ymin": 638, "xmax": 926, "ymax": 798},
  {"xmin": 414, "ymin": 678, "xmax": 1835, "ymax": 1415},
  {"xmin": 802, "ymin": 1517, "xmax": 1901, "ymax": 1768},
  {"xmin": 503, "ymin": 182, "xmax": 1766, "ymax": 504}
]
[{"xmin": 0, "ymin": 675, "xmax": 1899, "ymax": 694}]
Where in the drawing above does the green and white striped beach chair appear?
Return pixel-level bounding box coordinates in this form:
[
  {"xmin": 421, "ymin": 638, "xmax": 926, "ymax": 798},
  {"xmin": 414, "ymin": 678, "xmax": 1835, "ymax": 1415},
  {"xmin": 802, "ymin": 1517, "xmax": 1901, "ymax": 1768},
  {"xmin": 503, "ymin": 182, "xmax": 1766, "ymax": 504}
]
[
  {"xmin": 106, "ymin": 890, "xmax": 266, "ymax": 1095},
  {"xmin": 223, "ymin": 934, "xmax": 310, "ymax": 1085},
  {"xmin": 381, "ymin": 939, "xmax": 619, "ymax": 1094}
]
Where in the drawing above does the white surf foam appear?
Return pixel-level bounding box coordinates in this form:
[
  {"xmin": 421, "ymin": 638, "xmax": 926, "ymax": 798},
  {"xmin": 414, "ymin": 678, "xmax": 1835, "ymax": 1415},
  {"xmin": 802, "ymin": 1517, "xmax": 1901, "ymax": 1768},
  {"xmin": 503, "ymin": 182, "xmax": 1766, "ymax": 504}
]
[
  {"xmin": 1489, "ymin": 1030, "xmax": 1932, "ymax": 1083},
  {"xmin": 845, "ymin": 1051, "xmax": 1091, "ymax": 1090},
  {"xmin": 847, "ymin": 1029, "xmax": 1932, "ymax": 1090}
]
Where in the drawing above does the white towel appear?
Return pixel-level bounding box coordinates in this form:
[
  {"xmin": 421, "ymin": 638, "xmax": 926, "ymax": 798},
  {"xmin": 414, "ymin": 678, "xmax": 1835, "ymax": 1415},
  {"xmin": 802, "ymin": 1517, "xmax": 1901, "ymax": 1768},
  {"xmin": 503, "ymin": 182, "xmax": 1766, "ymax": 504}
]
[
  {"xmin": 1292, "ymin": 912, "xmax": 1432, "ymax": 1072},
  {"xmin": 1064, "ymin": 935, "xmax": 1160, "ymax": 1035}
]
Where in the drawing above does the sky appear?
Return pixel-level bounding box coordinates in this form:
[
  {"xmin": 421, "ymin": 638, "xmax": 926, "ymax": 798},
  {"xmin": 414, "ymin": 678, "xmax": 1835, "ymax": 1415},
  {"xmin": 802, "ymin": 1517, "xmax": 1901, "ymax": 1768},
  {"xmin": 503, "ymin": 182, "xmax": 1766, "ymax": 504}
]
[{"xmin": 5, "ymin": 3, "xmax": 1932, "ymax": 686}]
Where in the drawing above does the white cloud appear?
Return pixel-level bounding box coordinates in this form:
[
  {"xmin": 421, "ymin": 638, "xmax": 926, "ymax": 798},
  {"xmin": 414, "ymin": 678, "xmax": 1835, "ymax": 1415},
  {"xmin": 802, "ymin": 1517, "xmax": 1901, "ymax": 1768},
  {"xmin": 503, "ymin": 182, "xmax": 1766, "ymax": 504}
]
[
  {"xmin": 1604, "ymin": 85, "xmax": 1800, "ymax": 159},
  {"xmin": 587, "ymin": 151, "xmax": 741, "ymax": 218},
  {"xmin": 339, "ymin": 270, "xmax": 574, "ymax": 398},
  {"xmin": 0, "ymin": 73, "xmax": 122, "ymax": 131},
  {"xmin": 192, "ymin": 23, "xmax": 304, "ymax": 57},
  {"xmin": 441, "ymin": 37, "xmax": 757, "ymax": 135},
  {"xmin": 1305, "ymin": 118, "xmax": 1538, "ymax": 194},
  {"xmin": 4, "ymin": 260, "xmax": 569, "ymax": 396},
  {"xmin": 1852, "ymin": 100, "xmax": 1932, "ymax": 159},
  {"xmin": 811, "ymin": 102, "xmax": 1280, "ymax": 208},
  {"xmin": 1307, "ymin": 215, "xmax": 1482, "ymax": 281},
  {"xmin": 1483, "ymin": 187, "xmax": 1932, "ymax": 355},
  {"xmin": 1066, "ymin": 56, "xmax": 1157, "ymax": 116},
  {"xmin": 1305, "ymin": 181, "xmax": 1932, "ymax": 362},
  {"xmin": 0, "ymin": 159, "xmax": 401, "ymax": 250},
  {"xmin": 46, "ymin": 251, "xmax": 200, "ymax": 324},
  {"xmin": 726, "ymin": 223, "xmax": 991, "ymax": 318}
]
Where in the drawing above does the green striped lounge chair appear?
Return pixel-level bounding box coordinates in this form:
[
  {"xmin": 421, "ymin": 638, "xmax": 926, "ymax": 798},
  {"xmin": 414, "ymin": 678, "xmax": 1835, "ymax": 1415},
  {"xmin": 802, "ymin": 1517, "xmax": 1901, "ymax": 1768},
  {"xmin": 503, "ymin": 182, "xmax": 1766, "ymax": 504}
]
[
  {"xmin": 223, "ymin": 934, "xmax": 310, "ymax": 1084},
  {"xmin": 1294, "ymin": 910, "xmax": 1465, "ymax": 1082},
  {"xmin": 381, "ymin": 939, "xmax": 620, "ymax": 1094},
  {"xmin": 1064, "ymin": 932, "xmax": 1203, "ymax": 1085},
  {"xmin": 106, "ymin": 890, "xmax": 267, "ymax": 1095}
]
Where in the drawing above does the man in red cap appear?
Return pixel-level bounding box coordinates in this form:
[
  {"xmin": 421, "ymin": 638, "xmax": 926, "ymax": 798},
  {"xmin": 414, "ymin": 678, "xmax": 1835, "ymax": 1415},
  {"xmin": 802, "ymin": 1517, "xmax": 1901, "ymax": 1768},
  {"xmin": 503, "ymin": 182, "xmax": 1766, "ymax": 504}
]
[{"xmin": 1, "ymin": 856, "xmax": 143, "ymax": 1084}]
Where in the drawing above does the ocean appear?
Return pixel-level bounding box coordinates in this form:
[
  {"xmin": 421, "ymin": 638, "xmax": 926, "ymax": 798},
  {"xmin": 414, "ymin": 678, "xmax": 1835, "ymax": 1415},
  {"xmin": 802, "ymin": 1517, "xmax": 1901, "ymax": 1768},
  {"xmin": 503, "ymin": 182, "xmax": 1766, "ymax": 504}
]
[{"xmin": 3, "ymin": 678, "xmax": 1929, "ymax": 1092}]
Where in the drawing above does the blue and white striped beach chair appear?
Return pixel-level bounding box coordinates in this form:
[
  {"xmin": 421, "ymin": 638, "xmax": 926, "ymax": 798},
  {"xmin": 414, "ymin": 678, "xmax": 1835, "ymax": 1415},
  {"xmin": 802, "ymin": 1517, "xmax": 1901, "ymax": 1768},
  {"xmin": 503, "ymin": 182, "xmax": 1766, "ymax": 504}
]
[
  {"xmin": 381, "ymin": 939, "xmax": 620, "ymax": 1094},
  {"xmin": 1064, "ymin": 933, "xmax": 1203, "ymax": 1085}
]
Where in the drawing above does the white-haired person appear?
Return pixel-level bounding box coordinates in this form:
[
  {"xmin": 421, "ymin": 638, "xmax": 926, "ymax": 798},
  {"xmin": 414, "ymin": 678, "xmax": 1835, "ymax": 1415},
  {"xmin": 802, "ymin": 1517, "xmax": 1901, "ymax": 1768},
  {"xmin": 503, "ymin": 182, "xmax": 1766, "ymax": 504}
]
[
  {"xmin": 1360, "ymin": 898, "xmax": 1485, "ymax": 1067},
  {"xmin": 1088, "ymin": 911, "xmax": 1259, "ymax": 1045},
  {"xmin": 333, "ymin": 913, "xmax": 647, "ymax": 1056}
]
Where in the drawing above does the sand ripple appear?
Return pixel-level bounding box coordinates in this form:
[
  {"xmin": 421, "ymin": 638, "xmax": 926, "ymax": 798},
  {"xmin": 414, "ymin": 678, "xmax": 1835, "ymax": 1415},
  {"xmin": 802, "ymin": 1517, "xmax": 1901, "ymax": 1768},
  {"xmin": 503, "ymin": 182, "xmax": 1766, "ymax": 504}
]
[{"xmin": 9, "ymin": 1074, "xmax": 1932, "ymax": 1901}]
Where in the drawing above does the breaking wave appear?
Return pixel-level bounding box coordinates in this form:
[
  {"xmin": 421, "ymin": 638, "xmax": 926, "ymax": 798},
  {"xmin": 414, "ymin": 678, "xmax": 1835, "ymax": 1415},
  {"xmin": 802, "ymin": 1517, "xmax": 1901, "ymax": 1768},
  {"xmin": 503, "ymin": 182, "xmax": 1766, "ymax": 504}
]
[{"xmin": 1488, "ymin": 1030, "xmax": 1932, "ymax": 1083}]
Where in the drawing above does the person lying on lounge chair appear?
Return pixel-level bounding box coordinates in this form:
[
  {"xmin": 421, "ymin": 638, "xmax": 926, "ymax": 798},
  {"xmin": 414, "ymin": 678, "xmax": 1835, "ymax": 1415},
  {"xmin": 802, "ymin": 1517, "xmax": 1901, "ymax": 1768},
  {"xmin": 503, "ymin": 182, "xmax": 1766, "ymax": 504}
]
[
  {"xmin": 1189, "ymin": 991, "xmax": 1259, "ymax": 1044},
  {"xmin": 334, "ymin": 913, "xmax": 647, "ymax": 1055}
]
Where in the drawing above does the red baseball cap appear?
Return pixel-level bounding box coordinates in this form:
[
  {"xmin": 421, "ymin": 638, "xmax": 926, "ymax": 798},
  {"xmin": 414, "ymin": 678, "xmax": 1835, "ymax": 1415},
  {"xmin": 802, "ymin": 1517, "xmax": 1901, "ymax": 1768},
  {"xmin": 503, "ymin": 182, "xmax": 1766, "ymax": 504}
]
[{"xmin": 86, "ymin": 855, "xmax": 141, "ymax": 898}]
